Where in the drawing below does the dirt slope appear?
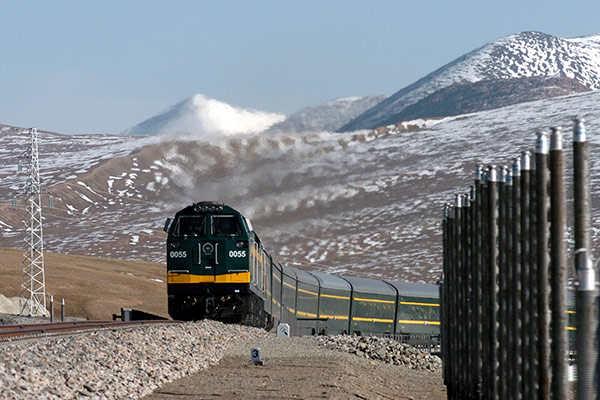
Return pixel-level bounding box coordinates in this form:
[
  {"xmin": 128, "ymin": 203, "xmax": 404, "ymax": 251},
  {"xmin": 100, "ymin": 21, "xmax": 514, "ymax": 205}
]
[{"xmin": 0, "ymin": 247, "xmax": 168, "ymax": 320}]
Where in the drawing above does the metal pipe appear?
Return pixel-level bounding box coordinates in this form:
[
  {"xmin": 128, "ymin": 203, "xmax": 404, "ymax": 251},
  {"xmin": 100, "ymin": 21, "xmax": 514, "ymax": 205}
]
[
  {"xmin": 573, "ymin": 119, "xmax": 592, "ymax": 255},
  {"xmin": 498, "ymin": 166, "xmax": 508, "ymax": 400},
  {"xmin": 504, "ymin": 167, "xmax": 515, "ymax": 399},
  {"xmin": 469, "ymin": 183, "xmax": 479, "ymax": 398},
  {"xmin": 456, "ymin": 194, "xmax": 468, "ymax": 397},
  {"xmin": 535, "ymin": 131, "xmax": 551, "ymax": 399},
  {"xmin": 446, "ymin": 200, "xmax": 455, "ymax": 398},
  {"xmin": 481, "ymin": 170, "xmax": 492, "ymax": 400},
  {"xmin": 572, "ymin": 120, "xmax": 596, "ymax": 400},
  {"xmin": 487, "ymin": 165, "xmax": 500, "ymax": 400},
  {"xmin": 520, "ymin": 151, "xmax": 532, "ymax": 400},
  {"xmin": 50, "ymin": 295, "xmax": 54, "ymax": 323},
  {"xmin": 474, "ymin": 165, "xmax": 484, "ymax": 398},
  {"xmin": 549, "ymin": 126, "xmax": 569, "ymax": 399},
  {"xmin": 453, "ymin": 194, "xmax": 463, "ymax": 398},
  {"xmin": 463, "ymin": 192, "xmax": 474, "ymax": 398},
  {"xmin": 512, "ymin": 157, "xmax": 523, "ymax": 400},
  {"xmin": 529, "ymin": 146, "xmax": 539, "ymax": 398},
  {"xmin": 442, "ymin": 204, "xmax": 450, "ymax": 390}
]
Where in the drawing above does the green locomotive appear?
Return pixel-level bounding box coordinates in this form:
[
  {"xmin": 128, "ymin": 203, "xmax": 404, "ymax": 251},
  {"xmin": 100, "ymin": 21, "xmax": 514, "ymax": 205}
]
[{"xmin": 164, "ymin": 201, "xmax": 440, "ymax": 338}]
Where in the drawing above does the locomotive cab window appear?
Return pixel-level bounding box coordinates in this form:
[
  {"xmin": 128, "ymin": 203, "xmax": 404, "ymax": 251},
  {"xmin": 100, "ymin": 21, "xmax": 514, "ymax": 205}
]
[
  {"xmin": 173, "ymin": 215, "xmax": 206, "ymax": 237},
  {"xmin": 211, "ymin": 215, "xmax": 242, "ymax": 237}
]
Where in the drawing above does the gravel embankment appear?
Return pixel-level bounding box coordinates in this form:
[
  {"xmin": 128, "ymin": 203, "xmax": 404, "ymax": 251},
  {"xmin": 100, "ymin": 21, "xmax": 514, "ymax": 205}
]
[
  {"xmin": 316, "ymin": 334, "xmax": 442, "ymax": 372},
  {"xmin": 0, "ymin": 320, "xmax": 268, "ymax": 400},
  {"xmin": 145, "ymin": 333, "xmax": 446, "ymax": 399}
]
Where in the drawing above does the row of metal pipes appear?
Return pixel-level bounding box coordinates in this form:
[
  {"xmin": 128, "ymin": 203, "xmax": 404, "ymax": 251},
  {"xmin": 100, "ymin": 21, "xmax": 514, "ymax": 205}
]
[{"xmin": 441, "ymin": 119, "xmax": 596, "ymax": 399}]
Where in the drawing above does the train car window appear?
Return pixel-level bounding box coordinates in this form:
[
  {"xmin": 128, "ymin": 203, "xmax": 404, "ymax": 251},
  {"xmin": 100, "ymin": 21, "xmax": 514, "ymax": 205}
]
[
  {"xmin": 173, "ymin": 215, "xmax": 206, "ymax": 237},
  {"xmin": 211, "ymin": 215, "xmax": 242, "ymax": 237}
]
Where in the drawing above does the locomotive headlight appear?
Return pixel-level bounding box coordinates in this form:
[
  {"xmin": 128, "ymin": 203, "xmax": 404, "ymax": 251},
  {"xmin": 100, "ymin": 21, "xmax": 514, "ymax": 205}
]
[
  {"xmin": 236, "ymin": 241, "xmax": 248, "ymax": 248},
  {"xmin": 169, "ymin": 242, "xmax": 181, "ymax": 249}
]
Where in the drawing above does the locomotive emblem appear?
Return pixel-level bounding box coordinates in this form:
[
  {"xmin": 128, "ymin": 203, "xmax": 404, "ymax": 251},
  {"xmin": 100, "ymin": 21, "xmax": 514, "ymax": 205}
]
[{"xmin": 202, "ymin": 242, "xmax": 214, "ymax": 255}]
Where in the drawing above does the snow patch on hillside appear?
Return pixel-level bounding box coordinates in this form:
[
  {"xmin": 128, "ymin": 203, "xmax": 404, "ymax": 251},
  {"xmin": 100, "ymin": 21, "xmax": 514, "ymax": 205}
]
[{"xmin": 122, "ymin": 94, "xmax": 285, "ymax": 139}]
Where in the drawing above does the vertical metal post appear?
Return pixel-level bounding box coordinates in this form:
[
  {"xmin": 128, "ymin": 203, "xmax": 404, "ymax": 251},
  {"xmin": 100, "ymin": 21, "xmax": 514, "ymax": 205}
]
[
  {"xmin": 61, "ymin": 298, "xmax": 65, "ymax": 321},
  {"xmin": 49, "ymin": 295, "xmax": 54, "ymax": 322},
  {"xmin": 572, "ymin": 120, "xmax": 595, "ymax": 400},
  {"xmin": 535, "ymin": 131, "xmax": 551, "ymax": 399},
  {"xmin": 505, "ymin": 167, "xmax": 514, "ymax": 399},
  {"xmin": 469, "ymin": 184, "xmax": 479, "ymax": 398},
  {"xmin": 512, "ymin": 157, "xmax": 523, "ymax": 400},
  {"xmin": 481, "ymin": 171, "xmax": 492, "ymax": 400},
  {"xmin": 452, "ymin": 196, "xmax": 461, "ymax": 399},
  {"xmin": 487, "ymin": 165, "xmax": 500, "ymax": 400},
  {"xmin": 529, "ymin": 147, "xmax": 539, "ymax": 398},
  {"xmin": 445, "ymin": 203, "xmax": 456, "ymax": 399},
  {"xmin": 498, "ymin": 166, "xmax": 507, "ymax": 400},
  {"xmin": 442, "ymin": 204, "xmax": 449, "ymax": 391},
  {"xmin": 520, "ymin": 151, "xmax": 532, "ymax": 400},
  {"xmin": 550, "ymin": 127, "xmax": 569, "ymax": 399},
  {"xmin": 464, "ymin": 192, "xmax": 474, "ymax": 398},
  {"xmin": 474, "ymin": 165, "xmax": 484, "ymax": 398},
  {"xmin": 455, "ymin": 194, "xmax": 466, "ymax": 397}
]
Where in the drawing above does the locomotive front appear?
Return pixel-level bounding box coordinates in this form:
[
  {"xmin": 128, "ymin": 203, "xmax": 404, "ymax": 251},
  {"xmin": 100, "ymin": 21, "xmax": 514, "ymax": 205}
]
[{"xmin": 164, "ymin": 202, "xmax": 252, "ymax": 321}]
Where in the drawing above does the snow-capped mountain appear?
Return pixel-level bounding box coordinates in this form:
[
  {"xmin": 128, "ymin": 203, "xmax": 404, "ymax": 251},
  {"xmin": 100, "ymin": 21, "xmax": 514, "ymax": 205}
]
[
  {"xmin": 265, "ymin": 95, "xmax": 387, "ymax": 133},
  {"xmin": 122, "ymin": 94, "xmax": 285, "ymax": 138},
  {"xmin": 1, "ymin": 90, "xmax": 599, "ymax": 283},
  {"xmin": 341, "ymin": 31, "xmax": 600, "ymax": 131}
]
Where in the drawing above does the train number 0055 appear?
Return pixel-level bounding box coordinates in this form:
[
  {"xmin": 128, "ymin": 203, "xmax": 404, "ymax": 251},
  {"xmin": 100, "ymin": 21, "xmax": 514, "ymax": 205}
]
[
  {"xmin": 169, "ymin": 251, "xmax": 187, "ymax": 258},
  {"xmin": 228, "ymin": 250, "xmax": 247, "ymax": 258}
]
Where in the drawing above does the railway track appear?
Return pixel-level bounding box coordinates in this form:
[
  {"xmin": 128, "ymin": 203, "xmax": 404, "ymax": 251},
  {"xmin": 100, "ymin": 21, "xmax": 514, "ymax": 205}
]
[{"xmin": 0, "ymin": 320, "xmax": 182, "ymax": 343}]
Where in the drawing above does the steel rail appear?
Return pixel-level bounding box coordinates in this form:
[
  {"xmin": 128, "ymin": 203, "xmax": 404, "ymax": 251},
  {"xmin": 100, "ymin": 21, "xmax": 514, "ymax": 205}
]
[{"xmin": 0, "ymin": 320, "xmax": 182, "ymax": 342}]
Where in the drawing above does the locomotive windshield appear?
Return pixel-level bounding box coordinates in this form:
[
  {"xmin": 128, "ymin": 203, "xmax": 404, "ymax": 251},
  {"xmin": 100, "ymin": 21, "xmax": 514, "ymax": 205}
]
[
  {"xmin": 172, "ymin": 215, "xmax": 206, "ymax": 237},
  {"xmin": 211, "ymin": 215, "xmax": 242, "ymax": 237}
]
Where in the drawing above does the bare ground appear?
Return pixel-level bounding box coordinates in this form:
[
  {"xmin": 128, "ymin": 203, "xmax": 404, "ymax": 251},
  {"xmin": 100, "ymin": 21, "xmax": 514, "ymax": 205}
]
[
  {"xmin": 0, "ymin": 247, "xmax": 167, "ymax": 320},
  {"xmin": 143, "ymin": 335, "xmax": 446, "ymax": 400}
]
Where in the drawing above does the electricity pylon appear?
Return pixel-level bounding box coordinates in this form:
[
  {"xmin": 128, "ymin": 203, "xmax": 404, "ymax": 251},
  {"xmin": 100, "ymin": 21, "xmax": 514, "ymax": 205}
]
[{"xmin": 18, "ymin": 128, "xmax": 48, "ymax": 316}]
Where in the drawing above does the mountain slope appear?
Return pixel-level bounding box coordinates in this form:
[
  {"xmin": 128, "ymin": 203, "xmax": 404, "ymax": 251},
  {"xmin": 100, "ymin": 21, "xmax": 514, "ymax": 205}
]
[
  {"xmin": 377, "ymin": 75, "xmax": 590, "ymax": 125},
  {"xmin": 122, "ymin": 94, "xmax": 285, "ymax": 138},
  {"xmin": 1, "ymin": 90, "xmax": 599, "ymax": 283},
  {"xmin": 266, "ymin": 95, "xmax": 387, "ymax": 133},
  {"xmin": 340, "ymin": 31, "xmax": 600, "ymax": 131}
]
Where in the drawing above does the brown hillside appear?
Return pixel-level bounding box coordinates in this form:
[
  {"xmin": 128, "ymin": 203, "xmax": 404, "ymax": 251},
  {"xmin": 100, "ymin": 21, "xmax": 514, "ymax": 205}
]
[{"xmin": 0, "ymin": 248, "xmax": 168, "ymax": 320}]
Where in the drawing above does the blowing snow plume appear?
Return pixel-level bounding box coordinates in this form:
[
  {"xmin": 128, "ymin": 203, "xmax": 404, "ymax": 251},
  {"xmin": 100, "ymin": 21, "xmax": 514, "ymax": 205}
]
[{"xmin": 122, "ymin": 94, "xmax": 285, "ymax": 139}]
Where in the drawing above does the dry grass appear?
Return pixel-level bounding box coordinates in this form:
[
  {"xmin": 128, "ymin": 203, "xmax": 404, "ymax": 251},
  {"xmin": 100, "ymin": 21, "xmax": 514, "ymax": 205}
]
[{"xmin": 0, "ymin": 248, "xmax": 168, "ymax": 320}]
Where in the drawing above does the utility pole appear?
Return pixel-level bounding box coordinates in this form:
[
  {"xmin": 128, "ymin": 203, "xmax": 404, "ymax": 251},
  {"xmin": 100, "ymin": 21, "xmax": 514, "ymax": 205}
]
[{"xmin": 18, "ymin": 128, "xmax": 48, "ymax": 316}]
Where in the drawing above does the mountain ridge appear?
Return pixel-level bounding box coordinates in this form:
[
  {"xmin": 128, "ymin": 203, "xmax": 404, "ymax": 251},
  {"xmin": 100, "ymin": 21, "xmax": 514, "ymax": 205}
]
[
  {"xmin": 340, "ymin": 31, "xmax": 600, "ymax": 131},
  {"xmin": 265, "ymin": 95, "xmax": 387, "ymax": 133}
]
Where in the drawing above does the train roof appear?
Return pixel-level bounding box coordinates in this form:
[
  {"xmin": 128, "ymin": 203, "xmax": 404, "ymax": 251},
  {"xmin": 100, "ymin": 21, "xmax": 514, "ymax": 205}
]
[
  {"xmin": 307, "ymin": 271, "xmax": 351, "ymax": 291},
  {"xmin": 384, "ymin": 280, "xmax": 439, "ymax": 299},
  {"xmin": 341, "ymin": 275, "xmax": 396, "ymax": 296},
  {"xmin": 294, "ymin": 268, "xmax": 320, "ymax": 287}
]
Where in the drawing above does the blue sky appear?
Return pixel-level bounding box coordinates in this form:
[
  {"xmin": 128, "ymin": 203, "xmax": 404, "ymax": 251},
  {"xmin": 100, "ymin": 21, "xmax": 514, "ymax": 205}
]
[{"xmin": 1, "ymin": 1, "xmax": 598, "ymax": 134}]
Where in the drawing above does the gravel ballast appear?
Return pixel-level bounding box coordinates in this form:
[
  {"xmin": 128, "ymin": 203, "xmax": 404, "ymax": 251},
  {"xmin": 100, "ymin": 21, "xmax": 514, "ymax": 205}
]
[
  {"xmin": 316, "ymin": 334, "xmax": 442, "ymax": 372},
  {"xmin": 0, "ymin": 320, "xmax": 268, "ymax": 399},
  {"xmin": 145, "ymin": 332, "xmax": 446, "ymax": 399}
]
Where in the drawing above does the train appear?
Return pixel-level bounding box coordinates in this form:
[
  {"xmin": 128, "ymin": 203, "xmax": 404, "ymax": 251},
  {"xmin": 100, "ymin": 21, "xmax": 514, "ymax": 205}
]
[{"xmin": 163, "ymin": 201, "xmax": 440, "ymax": 337}]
